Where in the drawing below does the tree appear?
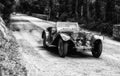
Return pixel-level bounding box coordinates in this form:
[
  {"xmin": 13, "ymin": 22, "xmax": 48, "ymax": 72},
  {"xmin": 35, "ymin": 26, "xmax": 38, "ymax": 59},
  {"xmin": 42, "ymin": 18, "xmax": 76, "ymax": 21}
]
[{"xmin": 0, "ymin": 0, "xmax": 15, "ymax": 27}]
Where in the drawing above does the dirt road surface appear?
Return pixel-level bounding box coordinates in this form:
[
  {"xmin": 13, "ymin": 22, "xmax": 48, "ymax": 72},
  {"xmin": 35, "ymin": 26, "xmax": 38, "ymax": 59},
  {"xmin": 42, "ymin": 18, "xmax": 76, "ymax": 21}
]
[{"xmin": 10, "ymin": 14, "xmax": 120, "ymax": 76}]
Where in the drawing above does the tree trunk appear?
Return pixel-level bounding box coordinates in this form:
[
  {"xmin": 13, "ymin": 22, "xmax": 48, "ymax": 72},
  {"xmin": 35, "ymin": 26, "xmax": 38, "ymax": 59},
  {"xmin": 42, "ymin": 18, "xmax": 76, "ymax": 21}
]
[{"xmin": 75, "ymin": 0, "xmax": 78, "ymax": 21}]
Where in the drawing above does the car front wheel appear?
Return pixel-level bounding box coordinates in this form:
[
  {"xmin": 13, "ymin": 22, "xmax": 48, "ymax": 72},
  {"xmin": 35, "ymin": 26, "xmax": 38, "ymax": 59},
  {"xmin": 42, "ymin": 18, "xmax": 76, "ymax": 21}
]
[
  {"xmin": 92, "ymin": 40, "xmax": 102, "ymax": 58},
  {"xmin": 58, "ymin": 38, "xmax": 68, "ymax": 57}
]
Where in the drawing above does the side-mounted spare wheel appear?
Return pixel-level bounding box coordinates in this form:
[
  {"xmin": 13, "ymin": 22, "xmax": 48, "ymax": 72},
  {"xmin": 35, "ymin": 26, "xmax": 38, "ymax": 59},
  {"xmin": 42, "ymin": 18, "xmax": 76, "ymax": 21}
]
[
  {"xmin": 92, "ymin": 40, "xmax": 102, "ymax": 58},
  {"xmin": 58, "ymin": 38, "xmax": 69, "ymax": 57}
]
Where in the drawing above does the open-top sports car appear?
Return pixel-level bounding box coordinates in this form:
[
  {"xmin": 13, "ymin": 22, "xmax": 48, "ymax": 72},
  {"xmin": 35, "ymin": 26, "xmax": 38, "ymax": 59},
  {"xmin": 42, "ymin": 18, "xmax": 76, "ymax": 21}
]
[{"xmin": 42, "ymin": 22, "xmax": 103, "ymax": 58}]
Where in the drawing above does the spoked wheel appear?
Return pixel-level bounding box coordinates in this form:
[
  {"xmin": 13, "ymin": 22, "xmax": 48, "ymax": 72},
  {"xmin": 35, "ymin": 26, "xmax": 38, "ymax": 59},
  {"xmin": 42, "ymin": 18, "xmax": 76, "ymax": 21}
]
[
  {"xmin": 92, "ymin": 40, "xmax": 102, "ymax": 58},
  {"xmin": 43, "ymin": 33, "xmax": 48, "ymax": 48},
  {"xmin": 58, "ymin": 38, "xmax": 68, "ymax": 57}
]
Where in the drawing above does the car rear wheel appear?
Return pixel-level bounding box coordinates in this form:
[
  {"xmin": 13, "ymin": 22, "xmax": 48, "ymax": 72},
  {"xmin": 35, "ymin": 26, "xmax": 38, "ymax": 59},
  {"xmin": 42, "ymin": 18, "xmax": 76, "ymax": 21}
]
[
  {"xmin": 43, "ymin": 33, "xmax": 48, "ymax": 48},
  {"xmin": 58, "ymin": 38, "xmax": 68, "ymax": 57},
  {"xmin": 92, "ymin": 40, "xmax": 102, "ymax": 58}
]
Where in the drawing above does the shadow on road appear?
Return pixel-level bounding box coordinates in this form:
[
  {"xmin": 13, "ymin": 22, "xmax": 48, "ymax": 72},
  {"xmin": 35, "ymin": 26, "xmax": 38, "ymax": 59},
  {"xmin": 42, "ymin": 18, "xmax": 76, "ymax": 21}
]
[
  {"xmin": 39, "ymin": 46, "xmax": 94, "ymax": 59},
  {"xmin": 11, "ymin": 19, "xmax": 29, "ymax": 22},
  {"xmin": 39, "ymin": 46, "xmax": 60, "ymax": 57},
  {"xmin": 68, "ymin": 52, "xmax": 93, "ymax": 59}
]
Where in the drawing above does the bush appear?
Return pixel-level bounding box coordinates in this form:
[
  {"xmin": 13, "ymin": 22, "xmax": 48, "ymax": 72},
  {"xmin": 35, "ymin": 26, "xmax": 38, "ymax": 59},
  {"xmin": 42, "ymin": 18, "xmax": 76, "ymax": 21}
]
[
  {"xmin": 0, "ymin": 0, "xmax": 15, "ymax": 27},
  {"xmin": 82, "ymin": 21, "xmax": 113, "ymax": 36},
  {"xmin": 97, "ymin": 23, "xmax": 113, "ymax": 36}
]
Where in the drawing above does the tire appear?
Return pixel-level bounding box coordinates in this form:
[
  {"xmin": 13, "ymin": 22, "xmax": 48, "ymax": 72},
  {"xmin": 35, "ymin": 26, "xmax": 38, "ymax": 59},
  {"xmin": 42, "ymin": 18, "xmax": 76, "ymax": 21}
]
[
  {"xmin": 68, "ymin": 42, "xmax": 76, "ymax": 55},
  {"xmin": 43, "ymin": 33, "xmax": 48, "ymax": 48},
  {"xmin": 92, "ymin": 41, "xmax": 102, "ymax": 58},
  {"xmin": 58, "ymin": 38, "xmax": 68, "ymax": 57}
]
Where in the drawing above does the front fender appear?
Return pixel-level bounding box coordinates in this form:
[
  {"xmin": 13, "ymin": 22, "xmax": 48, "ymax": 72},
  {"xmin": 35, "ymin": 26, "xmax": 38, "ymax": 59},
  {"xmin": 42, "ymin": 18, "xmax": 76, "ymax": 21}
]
[
  {"xmin": 93, "ymin": 35, "xmax": 104, "ymax": 40},
  {"xmin": 42, "ymin": 30, "xmax": 49, "ymax": 39},
  {"xmin": 91, "ymin": 35, "xmax": 104, "ymax": 46},
  {"xmin": 60, "ymin": 33, "xmax": 71, "ymax": 41}
]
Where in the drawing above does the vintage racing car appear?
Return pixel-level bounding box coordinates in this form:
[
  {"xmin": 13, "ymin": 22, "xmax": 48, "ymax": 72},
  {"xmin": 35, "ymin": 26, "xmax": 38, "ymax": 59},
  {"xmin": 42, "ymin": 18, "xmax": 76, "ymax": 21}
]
[{"xmin": 42, "ymin": 22, "xmax": 103, "ymax": 58}]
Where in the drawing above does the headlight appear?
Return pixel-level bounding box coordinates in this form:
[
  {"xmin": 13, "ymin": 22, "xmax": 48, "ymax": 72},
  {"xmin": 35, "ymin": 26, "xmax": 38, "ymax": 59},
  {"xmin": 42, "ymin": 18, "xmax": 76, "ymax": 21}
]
[
  {"xmin": 86, "ymin": 33, "xmax": 92, "ymax": 40},
  {"xmin": 51, "ymin": 27, "xmax": 57, "ymax": 34},
  {"xmin": 71, "ymin": 33, "xmax": 78, "ymax": 40},
  {"xmin": 86, "ymin": 41, "xmax": 90, "ymax": 46}
]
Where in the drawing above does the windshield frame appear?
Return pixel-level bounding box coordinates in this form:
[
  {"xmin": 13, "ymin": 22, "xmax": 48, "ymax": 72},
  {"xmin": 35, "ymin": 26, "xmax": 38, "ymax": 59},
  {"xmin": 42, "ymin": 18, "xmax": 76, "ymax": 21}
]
[{"xmin": 56, "ymin": 22, "xmax": 79, "ymax": 32}]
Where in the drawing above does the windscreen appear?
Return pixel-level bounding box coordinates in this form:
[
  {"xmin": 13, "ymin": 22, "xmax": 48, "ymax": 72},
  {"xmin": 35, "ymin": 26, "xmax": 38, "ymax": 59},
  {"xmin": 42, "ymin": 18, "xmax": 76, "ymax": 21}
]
[{"xmin": 56, "ymin": 22, "xmax": 79, "ymax": 32}]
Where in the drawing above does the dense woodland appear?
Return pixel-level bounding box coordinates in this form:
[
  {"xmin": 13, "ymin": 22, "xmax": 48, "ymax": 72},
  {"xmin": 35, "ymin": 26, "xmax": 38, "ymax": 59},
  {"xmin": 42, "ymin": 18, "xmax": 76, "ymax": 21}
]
[
  {"xmin": 0, "ymin": 0, "xmax": 120, "ymax": 35},
  {"xmin": 0, "ymin": 0, "xmax": 15, "ymax": 25},
  {"xmin": 15, "ymin": 0, "xmax": 115, "ymax": 23}
]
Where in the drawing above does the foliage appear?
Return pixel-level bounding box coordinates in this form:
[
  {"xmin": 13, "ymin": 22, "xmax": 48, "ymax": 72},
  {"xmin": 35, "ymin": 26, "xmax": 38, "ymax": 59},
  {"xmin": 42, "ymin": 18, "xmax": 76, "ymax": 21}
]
[
  {"xmin": 16, "ymin": 0, "xmax": 118, "ymax": 36},
  {"xmin": 0, "ymin": 0, "xmax": 15, "ymax": 27},
  {"xmin": 16, "ymin": 0, "xmax": 48, "ymax": 14},
  {"xmin": 82, "ymin": 21, "xmax": 113, "ymax": 36}
]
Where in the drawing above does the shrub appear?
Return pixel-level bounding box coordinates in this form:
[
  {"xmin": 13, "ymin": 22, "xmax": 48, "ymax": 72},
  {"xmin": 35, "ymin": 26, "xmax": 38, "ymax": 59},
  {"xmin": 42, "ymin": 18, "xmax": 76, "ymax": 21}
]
[
  {"xmin": 82, "ymin": 21, "xmax": 113, "ymax": 36},
  {"xmin": 0, "ymin": 0, "xmax": 15, "ymax": 27}
]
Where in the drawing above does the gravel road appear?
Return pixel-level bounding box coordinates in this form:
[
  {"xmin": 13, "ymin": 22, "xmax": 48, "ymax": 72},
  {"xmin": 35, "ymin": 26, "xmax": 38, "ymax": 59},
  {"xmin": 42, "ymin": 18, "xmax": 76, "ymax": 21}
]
[{"xmin": 11, "ymin": 14, "xmax": 120, "ymax": 76}]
